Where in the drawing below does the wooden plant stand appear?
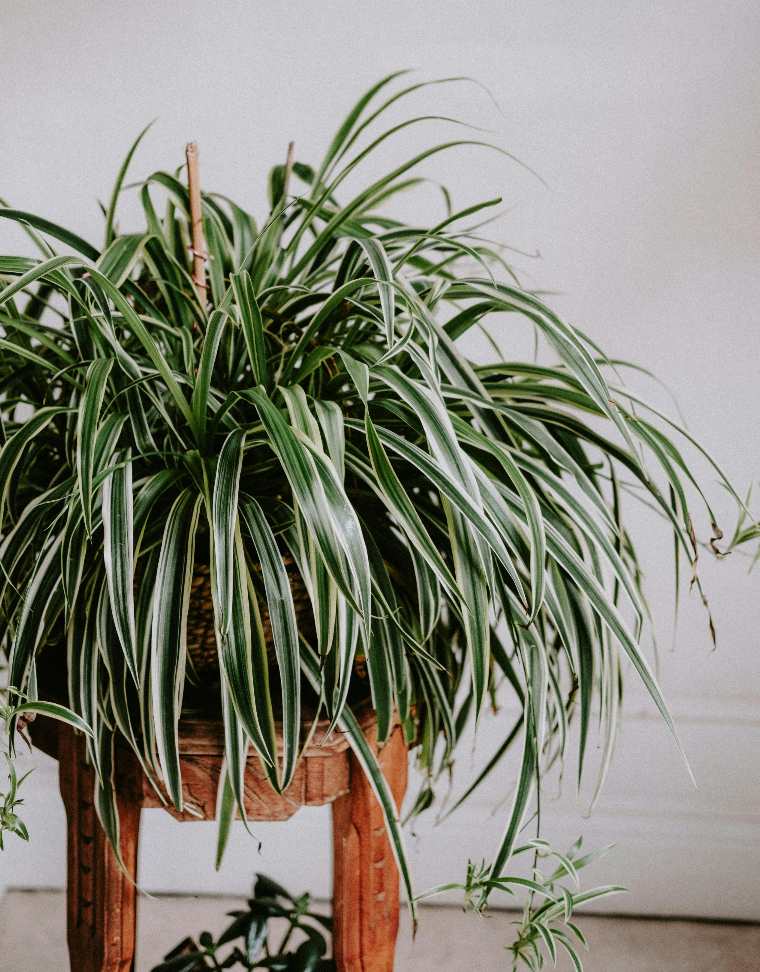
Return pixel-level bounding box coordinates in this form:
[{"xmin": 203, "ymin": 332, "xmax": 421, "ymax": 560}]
[{"xmin": 30, "ymin": 712, "xmax": 408, "ymax": 972}]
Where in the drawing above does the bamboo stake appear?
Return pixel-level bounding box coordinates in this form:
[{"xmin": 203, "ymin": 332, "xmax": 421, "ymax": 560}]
[
  {"xmin": 185, "ymin": 142, "xmax": 207, "ymax": 305},
  {"xmin": 283, "ymin": 141, "xmax": 295, "ymax": 202}
]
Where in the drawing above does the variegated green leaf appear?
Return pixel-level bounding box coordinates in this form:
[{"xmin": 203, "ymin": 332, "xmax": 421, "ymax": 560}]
[
  {"xmin": 240, "ymin": 497, "xmax": 301, "ymax": 790},
  {"xmin": 102, "ymin": 449, "xmax": 138, "ymax": 684},
  {"xmin": 76, "ymin": 358, "xmax": 114, "ymax": 537},
  {"xmin": 151, "ymin": 490, "xmax": 202, "ymax": 808}
]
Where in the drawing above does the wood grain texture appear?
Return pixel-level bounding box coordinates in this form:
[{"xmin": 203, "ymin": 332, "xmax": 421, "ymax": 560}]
[
  {"xmin": 332, "ymin": 724, "xmax": 409, "ymax": 972},
  {"xmin": 141, "ymin": 749, "xmax": 350, "ymax": 821},
  {"xmin": 58, "ymin": 730, "xmax": 140, "ymax": 972},
  {"xmin": 137, "ymin": 711, "xmax": 372, "ymax": 819}
]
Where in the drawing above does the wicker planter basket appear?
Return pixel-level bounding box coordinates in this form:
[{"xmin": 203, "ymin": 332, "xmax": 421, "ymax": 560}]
[{"xmin": 185, "ymin": 557, "xmax": 316, "ymax": 675}]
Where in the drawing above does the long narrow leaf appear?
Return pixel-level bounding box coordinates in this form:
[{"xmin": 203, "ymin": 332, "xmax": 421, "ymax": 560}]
[
  {"xmin": 102, "ymin": 449, "xmax": 138, "ymax": 684},
  {"xmin": 240, "ymin": 497, "xmax": 301, "ymax": 790},
  {"xmin": 76, "ymin": 358, "xmax": 114, "ymax": 536},
  {"xmin": 151, "ymin": 490, "xmax": 202, "ymax": 808}
]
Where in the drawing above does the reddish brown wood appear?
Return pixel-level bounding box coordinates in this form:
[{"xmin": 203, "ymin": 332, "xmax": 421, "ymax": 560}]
[
  {"xmin": 172, "ymin": 713, "xmax": 359, "ymax": 757},
  {"xmin": 31, "ymin": 709, "xmax": 406, "ymax": 972},
  {"xmin": 136, "ymin": 712, "xmax": 365, "ymax": 820},
  {"xmin": 58, "ymin": 729, "xmax": 140, "ymax": 972},
  {"xmin": 141, "ymin": 748, "xmax": 351, "ymax": 821},
  {"xmin": 332, "ymin": 724, "xmax": 408, "ymax": 972}
]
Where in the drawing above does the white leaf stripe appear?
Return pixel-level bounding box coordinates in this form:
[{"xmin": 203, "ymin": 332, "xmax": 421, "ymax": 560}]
[
  {"xmin": 278, "ymin": 385, "xmax": 367, "ymax": 726},
  {"xmin": 240, "ymin": 497, "xmax": 301, "ymax": 790},
  {"xmin": 212, "ymin": 429, "xmax": 245, "ymax": 635},
  {"xmin": 211, "ymin": 431, "xmax": 277, "ymax": 770},
  {"xmin": 352, "ymin": 419, "xmax": 526, "ymax": 606},
  {"xmin": 13, "ymin": 700, "xmax": 93, "ymax": 737},
  {"xmin": 151, "ymin": 490, "xmax": 202, "ymax": 808},
  {"xmin": 76, "ymin": 358, "xmax": 114, "ymax": 536},
  {"xmin": 352, "ymin": 236, "xmax": 395, "ymax": 347},
  {"xmin": 246, "ymin": 387, "xmax": 370, "ymax": 621},
  {"xmin": 231, "ymin": 271, "xmax": 269, "ymax": 387},
  {"xmin": 102, "ymin": 450, "xmax": 138, "ymax": 684},
  {"xmin": 191, "ymin": 309, "xmax": 228, "ymax": 445},
  {"xmin": 451, "ymin": 416, "xmax": 547, "ymax": 623}
]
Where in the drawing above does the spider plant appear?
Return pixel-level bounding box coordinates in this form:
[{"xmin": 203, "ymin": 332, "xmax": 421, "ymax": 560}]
[
  {"xmin": 0, "ymin": 72, "xmax": 738, "ymax": 939},
  {"xmin": 418, "ymin": 838, "xmax": 623, "ymax": 971},
  {"xmin": 0, "ymin": 678, "xmax": 93, "ymax": 848}
]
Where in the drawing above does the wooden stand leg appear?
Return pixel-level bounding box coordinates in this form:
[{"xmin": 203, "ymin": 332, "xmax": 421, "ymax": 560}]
[
  {"xmin": 332, "ymin": 725, "xmax": 408, "ymax": 972},
  {"xmin": 58, "ymin": 729, "xmax": 140, "ymax": 972}
]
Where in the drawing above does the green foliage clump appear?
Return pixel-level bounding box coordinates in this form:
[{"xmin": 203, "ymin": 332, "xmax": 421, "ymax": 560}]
[
  {"xmin": 0, "ymin": 73, "xmax": 743, "ymax": 945},
  {"xmin": 151, "ymin": 873, "xmax": 334, "ymax": 972}
]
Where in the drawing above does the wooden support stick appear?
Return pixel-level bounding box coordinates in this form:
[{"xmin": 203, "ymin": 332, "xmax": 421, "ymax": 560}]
[
  {"xmin": 283, "ymin": 141, "xmax": 295, "ymax": 201},
  {"xmin": 185, "ymin": 142, "xmax": 207, "ymax": 305}
]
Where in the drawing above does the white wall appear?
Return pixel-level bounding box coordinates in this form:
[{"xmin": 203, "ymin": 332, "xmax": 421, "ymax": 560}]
[{"xmin": 1, "ymin": 0, "xmax": 759, "ymax": 919}]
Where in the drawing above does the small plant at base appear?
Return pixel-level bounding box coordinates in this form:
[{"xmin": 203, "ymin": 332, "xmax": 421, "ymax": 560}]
[
  {"xmin": 0, "ymin": 680, "xmax": 94, "ymax": 848},
  {"xmin": 151, "ymin": 873, "xmax": 334, "ymax": 972},
  {"xmin": 0, "ymin": 675, "xmax": 29, "ymax": 849},
  {"xmin": 416, "ymin": 838, "xmax": 622, "ymax": 971},
  {"xmin": 0, "ymin": 752, "xmax": 31, "ymax": 850}
]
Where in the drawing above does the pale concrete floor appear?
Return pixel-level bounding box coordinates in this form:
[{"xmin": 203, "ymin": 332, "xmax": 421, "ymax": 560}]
[{"xmin": 1, "ymin": 891, "xmax": 759, "ymax": 971}]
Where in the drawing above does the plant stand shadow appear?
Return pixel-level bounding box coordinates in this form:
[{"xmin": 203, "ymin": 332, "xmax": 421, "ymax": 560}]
[{"xmin": 29, "ymin": 712, "xmax": 408, "ymax": 972}]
